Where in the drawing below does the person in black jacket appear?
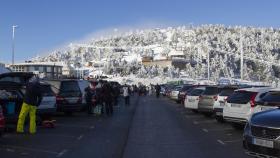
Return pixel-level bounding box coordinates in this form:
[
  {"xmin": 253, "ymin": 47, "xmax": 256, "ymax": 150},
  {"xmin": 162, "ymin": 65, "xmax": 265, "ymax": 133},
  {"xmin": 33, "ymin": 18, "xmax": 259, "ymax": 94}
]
[
  {"xmin": 17, "ymin": 76, "xmax": 42, "ymax": 134},
  {"xmin": 85, "ymin": 81, "xmax": 97, "ymax": 114},
  {"xmin": 101, "ymin": 82, "xmax": 114, "ymax": 116}
]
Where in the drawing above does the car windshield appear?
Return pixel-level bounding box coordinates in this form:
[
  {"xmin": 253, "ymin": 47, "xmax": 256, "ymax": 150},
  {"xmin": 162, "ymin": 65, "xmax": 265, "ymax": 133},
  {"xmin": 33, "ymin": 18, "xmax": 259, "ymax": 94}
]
[
  {"xmin": 227, "ymin": 91, "xmax": 257, "ymax": 104},
  {"xmin": 203, "ymin": 87, "xmax": 219, "ymax": 95},
  {"xmin": 189, "ymin": 89, "xmax": 204, "ymax": 96}
]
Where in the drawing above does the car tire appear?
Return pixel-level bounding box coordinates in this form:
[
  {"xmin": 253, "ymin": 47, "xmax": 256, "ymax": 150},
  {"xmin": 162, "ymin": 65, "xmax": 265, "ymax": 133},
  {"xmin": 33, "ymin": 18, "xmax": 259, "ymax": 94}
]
[
  {"xmin": 64, "ymin": 112, "xmax": 73, "ymax": 116},
  {"xmin": 191, "ymin": 109, "xmax": 198, "ymax": 113},
  {"xmin": 203, "ymin": 112, "xmax": 213, "ymax": 117},
  {"xmin": 231, "ymin": 123, "xmax": 244, "ymax": 130},
  {"xmin": 215, "ymin": 117, "xmax": 224, "ymax": 123}
]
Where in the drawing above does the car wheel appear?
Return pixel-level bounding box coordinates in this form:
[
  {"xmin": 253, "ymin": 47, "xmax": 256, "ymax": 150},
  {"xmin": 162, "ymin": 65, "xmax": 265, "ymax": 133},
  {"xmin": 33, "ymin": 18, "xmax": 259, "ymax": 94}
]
[
  {"xmin": 215, "ymin": 117, "xmax": 224, "ymax": 123},
  {"xmin": 64, "ymin": 112, "xmax": 73, "ymax": 116},
  {"xmin": 231, "ymin": 123, "xmax": 244, "ymax": 130},
  {"xmin": 203, "ymin": 112, "xmax": 213, "ymax": 117},
  {"xmin": 191, "ymin": 109, "xmax": 198, "ymax": 113}
]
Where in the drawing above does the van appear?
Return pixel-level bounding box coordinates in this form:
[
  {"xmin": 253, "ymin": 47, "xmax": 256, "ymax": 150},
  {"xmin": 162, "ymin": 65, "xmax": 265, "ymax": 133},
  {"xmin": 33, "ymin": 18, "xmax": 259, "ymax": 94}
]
[{"xmin": 45, "ymin": 79, "xmax": 90, "ymax": 114}]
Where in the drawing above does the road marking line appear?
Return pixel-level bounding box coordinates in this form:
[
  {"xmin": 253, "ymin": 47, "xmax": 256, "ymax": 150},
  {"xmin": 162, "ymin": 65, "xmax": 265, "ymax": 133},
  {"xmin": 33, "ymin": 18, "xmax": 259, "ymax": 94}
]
[
  {"xmin": 90, "ymin": 126, "xmax": 95, "ymax": 129},
  {"xmin": 56, "ymin": 124, "xmax": 93, "ymax": 129},
  {"xmin": 224, "ymin": 139, "xmax": 243, "ymax": 143},
  {"xmin": 77, "ymin": 135, "xmax": 84, "ymax": 140},
  {"xmin": 56, "ymin": 149, "xmax": 68, "ymax": 157},
  {"xmin": 193, "ymin": 120, "xmax": 216, "ymax": 124},
  {"xmin": 185, "ymin": 115, "xmax": 201, "ymax": 118},
  {"xmin": 206, "ymin": 128, "xmax": 234, "ymax": 131},
  {"xmin": 217, "ymin": 140, "xmax": 226, "ymax": 145},
  {"xmin": 0, "ymin": 145, "xmax": 59, "ymax": 155},
  {"xmin": 40, "ymin": 133, "xmax": 76, "ymax": 138},
  {"xmin": 202, "ymin": 128, "xmax": 209, "ymax": 133}
]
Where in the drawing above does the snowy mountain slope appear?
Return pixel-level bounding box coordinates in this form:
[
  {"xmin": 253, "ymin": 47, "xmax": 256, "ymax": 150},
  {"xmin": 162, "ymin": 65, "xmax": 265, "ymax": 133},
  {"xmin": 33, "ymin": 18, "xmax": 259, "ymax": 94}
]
[{"xmin": 32, "ymin": 24, "xmax": 280, "ymax": 85}]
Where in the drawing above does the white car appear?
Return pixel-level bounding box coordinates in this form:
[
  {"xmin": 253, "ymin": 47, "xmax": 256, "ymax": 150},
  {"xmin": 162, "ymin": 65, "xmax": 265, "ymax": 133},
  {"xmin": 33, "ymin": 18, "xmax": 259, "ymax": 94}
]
[
  {"xmin": 223, "ymin": 87, "xmax": 272, "ymax": 126},
  {"xmin": 37, "ymin": 83, "xmax": 57, "ymax": 114},
  {"xmin": 170, "ymin": 86, "xmax": 183, "ymax": 101},
  {"xmin": 213, "ymin": 87, "xmax": 237, "ymax": 122},
  {"xmin": 184, "ymin": 87, "xmax": 206, "ymax": 111}
]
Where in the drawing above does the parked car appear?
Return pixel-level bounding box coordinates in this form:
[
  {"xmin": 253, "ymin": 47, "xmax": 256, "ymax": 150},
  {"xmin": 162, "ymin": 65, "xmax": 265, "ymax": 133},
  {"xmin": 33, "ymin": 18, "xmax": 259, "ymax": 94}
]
[
  {"xmin": 243, "ymin": 109, "xmax": 280, "ymax": 157},
  {"xmin": 170, "ymin": 85, "xmax": 184, "ymax": 102},
  {"xmin": 197, "ymin": 86, "xmax": 221, "ymax": 116},
  {"xmin": 0, "ymin": 80, "xmax": 58, "ymax": 129},
  {"xmin": 223, "ymin": 87, "xmax": 272, "ymax": 128},
  {"xmin": 184, "ymin": 87, "xmax": 206, "ymax": 112},
  {"xmin": 37, "ymin": 82, "xmax": 57, "ymax": 115},
  {"xmin": 45, "ymin": 79, "xmax": 90, "ymax": 114},
  {"xmin": 253, "ymin": 89, "xmax": 280, "ymax": 114},
  {"xmin": 0, "ymin": 81, "xmax": 24, "ymax": 129},
  {"xmin": 178, "ymin": 85, "xmax": 196, "ymax": 104},
  {"xmin": 213, "ymin": 86, "xmax": 238, "ymax": 122},
  {"xmin": 0, "ymin": 105, "xmax": 5, "ymax": 136}
]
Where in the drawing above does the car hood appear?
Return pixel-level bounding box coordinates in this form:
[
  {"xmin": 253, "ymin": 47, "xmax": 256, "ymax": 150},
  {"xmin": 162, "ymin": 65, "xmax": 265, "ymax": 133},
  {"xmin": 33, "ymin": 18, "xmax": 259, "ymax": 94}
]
[{"xmin": 251, "ymin": 109, "xmax": 280, "ymax": 127}]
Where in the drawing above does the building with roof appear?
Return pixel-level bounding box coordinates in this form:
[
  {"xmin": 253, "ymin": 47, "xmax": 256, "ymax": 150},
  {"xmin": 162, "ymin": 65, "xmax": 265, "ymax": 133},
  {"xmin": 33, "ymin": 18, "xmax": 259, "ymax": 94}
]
[{"xmin": 9, "ymin": 62, "xmax": 63, "ymax": 79}]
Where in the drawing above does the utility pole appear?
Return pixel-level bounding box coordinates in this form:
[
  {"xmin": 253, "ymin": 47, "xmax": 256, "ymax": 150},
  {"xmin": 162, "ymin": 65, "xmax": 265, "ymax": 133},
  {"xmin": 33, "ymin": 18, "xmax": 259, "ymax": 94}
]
[
  {"xmin": 240, "ymin": 31, "xmax": 244, "ymax": 80},
  {"xmin": 207, "ymin": 50, "xmax": 210, "ymax": 81},
  {"xmin": 12, "ymin": 25, "xmax": 18, "ymax": 65}
]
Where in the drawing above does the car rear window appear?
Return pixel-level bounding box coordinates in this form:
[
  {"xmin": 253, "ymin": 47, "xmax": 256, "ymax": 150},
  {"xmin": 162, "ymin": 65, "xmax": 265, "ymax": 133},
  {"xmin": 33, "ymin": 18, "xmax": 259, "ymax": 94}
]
[
  {"xmin": 189, "ymin": 89, "xmax": 204, "ymax": 96},
  {"xmin": 60, "ymin": 81, "xmax": 80, "ymax": 94},
  {"xmin": 182, "ymin": 85, "xmax": 192, "ymax": 91},
  {"xmin": 260, "ymin": 91, "xmax": 280, "ymax": 104},
  {"xmin": 203, "ymin": 87, "xmax": 219, "ymax": 95},
  {"xmin": 219, "ymin": 88, "xmax": 236, "ymax": 96},
  {"xmin": 227, "ymin": 91, "xmax": 257, "ymax": 104},
  {"xmin": 41, "ymin": 85, "xmax": 55, "ymax": 96}
]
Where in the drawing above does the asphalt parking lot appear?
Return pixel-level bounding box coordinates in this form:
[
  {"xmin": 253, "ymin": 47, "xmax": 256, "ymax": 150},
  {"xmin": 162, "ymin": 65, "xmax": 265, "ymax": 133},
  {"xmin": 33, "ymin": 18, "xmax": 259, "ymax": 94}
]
[{"xmin": 0, "ymin": 95, "xmax": 250, "ymax": 158}]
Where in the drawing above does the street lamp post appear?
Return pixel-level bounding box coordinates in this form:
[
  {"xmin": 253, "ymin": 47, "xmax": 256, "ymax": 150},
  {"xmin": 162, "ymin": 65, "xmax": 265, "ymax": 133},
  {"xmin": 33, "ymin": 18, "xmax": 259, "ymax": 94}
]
[{"xmin": 12, "ymin": 25, "xmax": 18, "ymax": 65}]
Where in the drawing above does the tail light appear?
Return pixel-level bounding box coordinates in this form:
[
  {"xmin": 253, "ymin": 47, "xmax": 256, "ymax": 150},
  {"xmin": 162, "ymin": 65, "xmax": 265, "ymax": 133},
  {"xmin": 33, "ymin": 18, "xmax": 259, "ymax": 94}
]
[
  {"xmin": 224, "ymin": 96, "xmax": 228, "ymax": 101},
  {"xmin": 56, "ymin": 95, "xmax": 65, "ymax": 101},
  {"xmin": 0, "ymin": 106, "xmax": 3, "ymax": 116},
  {"xmin": 213, "ymin": 96, "xmax": 218, "ymax": 101},
  {"xmin": 250, "ymin": 92, "xmax": 258, "ymax": 107},
  {"xmin": 77, "ymin": 96, "xmax": 82, "ymax": 103}
]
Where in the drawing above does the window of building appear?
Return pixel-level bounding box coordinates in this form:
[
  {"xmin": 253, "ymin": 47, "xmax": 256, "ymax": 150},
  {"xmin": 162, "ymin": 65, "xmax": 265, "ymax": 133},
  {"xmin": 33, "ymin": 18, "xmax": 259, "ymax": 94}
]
[
  {"xmin": 47, "ymin": 67, "xmax": 52, "ymax": 72},
  {"xmin": 39, "ymin": 66, "xmax": 44, "ymax": 72}
]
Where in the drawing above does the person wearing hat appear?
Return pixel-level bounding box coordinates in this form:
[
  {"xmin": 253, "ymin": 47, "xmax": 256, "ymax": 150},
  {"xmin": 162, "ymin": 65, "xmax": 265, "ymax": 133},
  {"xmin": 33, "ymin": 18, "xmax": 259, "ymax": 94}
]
[{"xmin": 17, "ymin": 76, "xmax": 42, "ymax": 134}]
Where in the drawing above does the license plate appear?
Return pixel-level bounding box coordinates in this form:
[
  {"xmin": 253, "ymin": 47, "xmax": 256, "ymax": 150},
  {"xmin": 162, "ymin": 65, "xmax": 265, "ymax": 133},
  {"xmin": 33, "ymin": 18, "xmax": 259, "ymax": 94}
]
[
  {"xmin": 253, "ymin": 138, "xmax": 274, "ymax": 148},
  {"xmin": 220, "ymin": 102, "xmax": 225, "ymax": 107},
  {"xmin": 67, "ymin": 98, "xmax": 78, "ymax": 104},
  {"xmin": 189, "ymin": 99, "xmax": 195, "ymax": 102},
  {"xmin": 231, "ymin": 104, "xmax": 241, "ymax": 108},
  {"xmin": 216, "ymin": 112, "xmax": 222, "ymax": 116}
]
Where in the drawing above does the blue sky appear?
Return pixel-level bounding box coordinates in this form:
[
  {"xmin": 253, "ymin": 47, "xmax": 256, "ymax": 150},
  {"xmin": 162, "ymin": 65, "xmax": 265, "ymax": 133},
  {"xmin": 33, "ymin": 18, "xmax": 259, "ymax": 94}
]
[{"xmin": 1, "ymin": 0, "xmax": 280, "ymax": 63}]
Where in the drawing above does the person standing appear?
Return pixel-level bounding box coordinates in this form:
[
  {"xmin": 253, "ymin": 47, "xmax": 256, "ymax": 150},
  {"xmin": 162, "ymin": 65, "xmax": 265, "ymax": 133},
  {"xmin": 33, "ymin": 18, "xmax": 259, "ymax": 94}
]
[
  {"xmin": 123, "ymin": 84, "xmax": 130, "ymax": 106},
  {"xmin": 155, "ymin": 84, "xmax": 161, "ymax": 98},
  {"xmin": 17, "ymin": 76, "xmax": 42, "ymax": 134}
]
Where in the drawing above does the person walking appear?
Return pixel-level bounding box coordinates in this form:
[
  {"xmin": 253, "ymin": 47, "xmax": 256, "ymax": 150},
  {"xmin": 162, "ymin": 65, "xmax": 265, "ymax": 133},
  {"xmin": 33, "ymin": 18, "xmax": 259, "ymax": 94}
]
[
  {"xmin": 102, "ymin": 82, "xmax": 114, "ymax": 116},
  {"xmin": 155, "ymin": 84, "xmax": 161, "ymax": 98},
  {"xmin": 85, "ymin": 81, "xmax": 97, "ymax": 114},
  {"xmin": 17, "ymin": 76, "xmax": 42, "ymax": 134},
  {"xmin": 123, "ymin": 84, "xmax": 130, "ymax": 106}
]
